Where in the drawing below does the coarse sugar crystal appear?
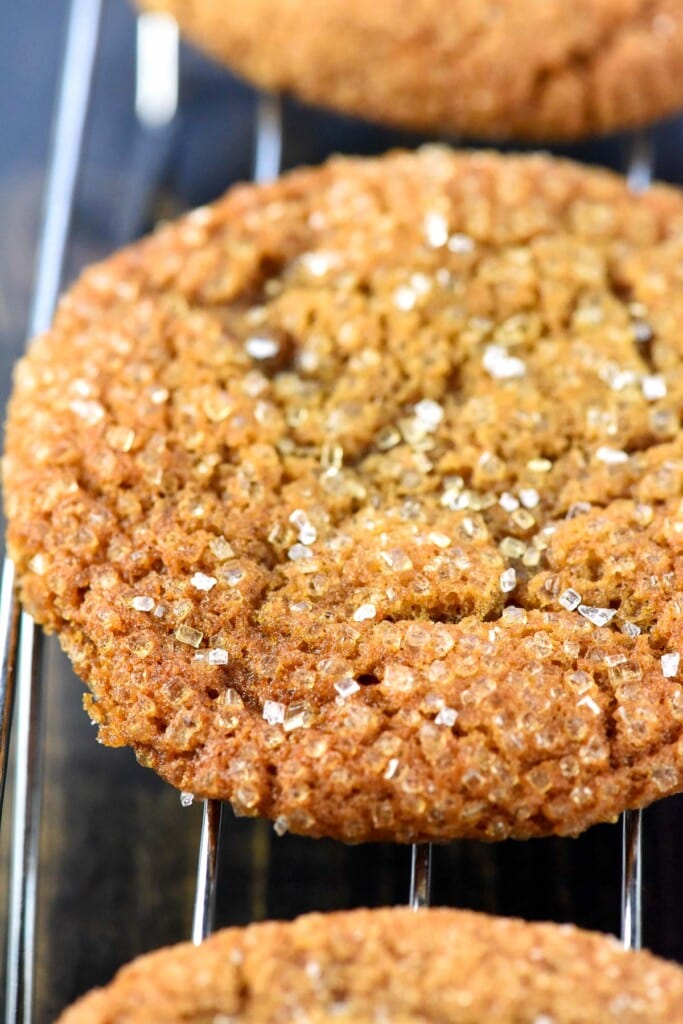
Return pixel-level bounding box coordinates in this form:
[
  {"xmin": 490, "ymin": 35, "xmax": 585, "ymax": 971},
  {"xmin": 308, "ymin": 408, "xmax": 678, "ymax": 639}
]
[
  {"xmin": 207, "ymin": 648, "xmax": 229, "ymax": 665},
  {"xmin": 263, "ymin": 700, "xmax": 286, "ymax": 725},
  {"xmin": 191, "ymin": 572, "xmax": 217, "ymax": 591},
  {"xmin": 662, "ymin": 652, "xmax": 680, "ymax": 678},
  {"xmin": 335, "ymin": 677, "xmax": 361, "ymax": 698},
  {"xmin": 559, "ymin": 588, "xmax": 581, "ymax": 611},
  {"xmin": 641, "ymin": 375, "xmax": 667, "ymax": 401},
  {"xmin": 383, "ymin": 664, "xmax": 415, "ymax": 691},
  {"xmin": 245, "ymin": 335, "xmax": 279, "ymax": 359},
  {"xmin": 434, "ymin": 707, "xmax": 458, "ymax": 727},
  {"xmin": 353, "ymin": 603, "xmax": 376, "ymax": 622},
  {"xmin": 500, "ymin": 568, "xmax": 517, "ymax": 593},
  {"xmin": 175, "ymin": 625, "xmax": 203, "ymax": 648},
  {"xmin": 577, "ymin": 606, "xmax": 616, "ymax": 628}
]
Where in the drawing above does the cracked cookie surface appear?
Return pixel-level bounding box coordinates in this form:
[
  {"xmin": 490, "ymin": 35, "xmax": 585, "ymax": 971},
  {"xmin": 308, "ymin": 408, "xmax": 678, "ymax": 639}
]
[
  {"xmin": 57, "ymin": 906, "xmax": 683, "ymax": 1023},
  {"xmin": 136, "ymin": 0, "xmax": 683, "ymax": 140},
  {"xmin": 6, "ymin": 148, "xmax": 683, "ymax": 843}
]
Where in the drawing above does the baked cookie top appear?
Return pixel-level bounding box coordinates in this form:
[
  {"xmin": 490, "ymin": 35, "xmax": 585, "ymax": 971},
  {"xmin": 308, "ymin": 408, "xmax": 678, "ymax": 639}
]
[
  {"xmin": 57, "ymin": 906, "xmax": 683, "ymax": 1022},
  {"xmin": 136, "ymin": 0, "xmax": 683, "ymax": 140},
  {"xmin": 6, "ymin": 148, "xmax": 683, "ymax": 843}
]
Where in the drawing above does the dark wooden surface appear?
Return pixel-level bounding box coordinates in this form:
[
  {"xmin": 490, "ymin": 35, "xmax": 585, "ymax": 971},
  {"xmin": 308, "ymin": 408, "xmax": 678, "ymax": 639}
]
[{"xmin": 1, "ymin": 2, "xmax": 683, "ymax": 1020}]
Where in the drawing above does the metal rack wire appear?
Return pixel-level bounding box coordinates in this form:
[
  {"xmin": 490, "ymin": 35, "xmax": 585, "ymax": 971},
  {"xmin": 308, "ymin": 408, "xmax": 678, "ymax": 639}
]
[{"xmin": 0, "ymin": 1, "xmax": 659, "ymax": 1018}]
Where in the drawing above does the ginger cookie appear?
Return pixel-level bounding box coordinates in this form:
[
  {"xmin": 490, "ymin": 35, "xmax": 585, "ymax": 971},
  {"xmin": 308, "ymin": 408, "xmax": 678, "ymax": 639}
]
[
  {"xmin": 6, "ymin": 149, "xmax": 683, "ymax": 843},
  {"xmin": 57, "ymin": 906, "xmax": 683, "ymax": 1022},
  {"xmin": 136, "ymin": 0, "xmax": 683, "ymax": 140}
]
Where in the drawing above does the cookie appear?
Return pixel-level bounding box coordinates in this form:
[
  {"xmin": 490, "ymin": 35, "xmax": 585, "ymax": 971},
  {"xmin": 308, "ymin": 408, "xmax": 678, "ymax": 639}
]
[
  {"xmin": 57, "ymin": 906, "xmax": 683, "ymax": 1022},
  {"xmin": 6, "ymin": 148, "xmax": 683, "ymax": 844},
  {"xmin": 135, "ymin": 0, "xmax": 683, "ymax": 140}
]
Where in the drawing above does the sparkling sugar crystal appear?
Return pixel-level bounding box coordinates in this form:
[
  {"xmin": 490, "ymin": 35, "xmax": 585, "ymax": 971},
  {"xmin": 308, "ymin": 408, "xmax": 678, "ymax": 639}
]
[
  {"xmin": 289, "ymin": 509, "xmax": 318, "ymax": 545},
  {"xmin": 263, "ymin": 700, "xmax": 286, "ymax": 725},
  {"xmin": 482, "ymin": 344, "xmax": 526, "ymax": 380},
  {"xmin": 641, "ymin": 375, "xmax": 667, "ymax": 401},
  {"xmin": 106, "ymin": 426, "xmax": 135, "ymax": 452},
  {"xmin": 423, "ymin": 211, "xmax": 449, "ymax": 248},
  {"xmin": 405, "ymin": 624, "xmax": 432, "ymax": 648},
  {"xmin": 383, "ymin": 664, "xmax": 416, "ymax": 691},
  {"xmin": 223, "ymin": 567, "xmax": 244, "ymax": 586},
  {"xmin": 209, "ymin": 536, "xmax": 235, "ymax": 560},
  {"xmin": 605, "ymin": 367, "xmax": 637, "ymax": 391},
  {"xmin": 392, "ymin": 285, "xmax": 417, "ymax": 311},
  {"xmin": 353, "ymin": 603, "xmax": 377, "ymax": 622},
  {"xmin": 448, "ymin": 233, "xmax": 475, "ymax": 253},
  {"xmin": 434, "ymin": 629, "xmax": 455, "ymax": 655},
  {"xmin": 522, "ymin": 547, "xmax": 541, "ymax": 567},
  {"xmin": 500, "ymin": 568, "xmax": 517, "ymax": 593},
  {"xmin": 502, "ymin": 606, "xmax": 527, "ymax": 624},
  {"xmin": 28, "ymin": 554, "xmax": 46, "ymax": 575},
  {"xmin": 577, "ymin": 606, "xmax": 616, "ymax": 628},
  {"xmin": 191, "ymin": 572, "xmax": 217, "ymax": 592},
  {"xmin": 242, "ymin": 370, "xmax": 268, "ymax": 397},
  {"xmin": 71, "ymin": 378, "xmax": 92, "ymax": 397},
  {"xmin": 661, "ymin": 652, "xmax": 680, "ymax": 678},
  {"xmin": 334, "ymin": 677, "xmax": 361, "ymax": 698},
  {"xmin": 461, "ymin": 516, "xmax": 483, "ymax": 538},
  {"xmin": 283, "ymin": 703, "xmax": 311, "ymax": 732},
  {"xmin": 69, "ymin": 398, "xmax": 104, "ymax": 424},
  {"xmin": 499, "ymin": 536, "xmax": 527, "ymax": 559},
  {"xmin": 519, "ymin": 487, "xmax": 540, "ymax": 509},
  {"xmin": 301, "ymin": 251, "xmax": 337, "ymax": 276},
  {"xmin": 175, "ymin": 625, "xmax": 203, "ymax": 648},
  {"xmin": 559, "ymin": 588, "xmax": 581, "ymax": 611},
  {"xmin": 577, "ymin": 695, "xmax": 601, "ymax": 715},
  {"xmin": 289, "ymin": 508, "xmax": 310, "ymax": 529},
  {"xmin": 375, "ymin": 426, "xmax": 401, "ymax": 451},
  {"xmin": 381, "ymin": 548, "xmax": 414, "ymax": 571},
  {"xmin": 288, "ymin": 543, "xmax": 313, "ymax": 560},
  {"xmin": 609, "ymin": 661, "xmax": 643, "ymax": 687},
  {"xmin": 620, "ymin": 620, "xmax": 642, "ymax": 638},
  {"xmin": 499, "ymin": 492, "xmax": 519, "ymax": 512},
  {"xmin": 298, "ymin": 524, "xmax": 317, "ymax": 544},
  {"xmin": 384, "ymin": 758, "xmax": 400, "ymax": 780},
  {"xmin": 566, "ymin": 501, "xmax": 592, "ymax": 519},
  {"xmin": 511, "ymin": 508, "xmax": 535, "ymax": 530},
  {"xmin": 526, "ymin": 458, "xmax": 553, "ymax": 473},
  {"xmin": 435, "ymin": 707, "xmax": 458, "ymax": 727},
  {"xmin": 596, "ymin": 446, "xmax": 629, "ymax": 465},
  {"xmin": 207, "ymin": 648, "xmax": 229, "ymax": 665},
  {"xmin": 414, "ymin": 399, "xmax": 444, "ymax": 431},
  {"xmin": 180, "ymin": 792, "xmax": 194, "ymax": 807},
  {"xmin": 428, "ymin": 531, "xmax": 451, "ymax": 548},
  {"xmin": 132, "ymin": 595, "xmax": 155, "ymax": 612},
  {"xmin": 567, "ymin": 670, "xmax": 592, "ymax": 693},
  {"xmin": 245, "ymin": 335, "xmax": 279, "ymax": 359}
]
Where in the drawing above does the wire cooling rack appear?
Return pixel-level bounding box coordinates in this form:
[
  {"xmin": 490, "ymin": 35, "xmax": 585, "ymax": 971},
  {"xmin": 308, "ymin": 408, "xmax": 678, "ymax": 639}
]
[{"xmin": 0, "ymin": 0, "xmax": 667, "ymax": 1019}]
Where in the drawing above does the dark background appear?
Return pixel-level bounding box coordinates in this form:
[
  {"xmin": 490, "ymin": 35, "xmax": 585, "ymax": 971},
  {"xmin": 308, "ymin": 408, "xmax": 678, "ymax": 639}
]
[{"xmin": 2, "ymin": 2, "xmax": 683, "ymax": 1021}]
